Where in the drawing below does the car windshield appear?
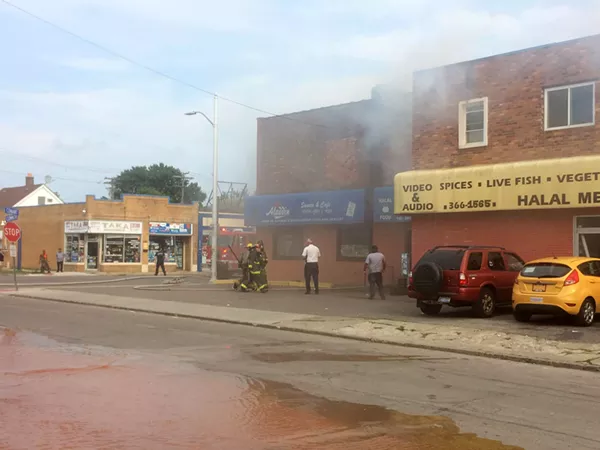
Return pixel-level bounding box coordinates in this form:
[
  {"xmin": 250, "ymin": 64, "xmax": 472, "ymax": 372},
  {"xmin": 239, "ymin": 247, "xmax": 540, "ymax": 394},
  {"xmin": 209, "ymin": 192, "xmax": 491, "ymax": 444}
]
[
  {"xmin": 418, "ymin": 249, "xmax": 465, "ymax": 270},
  {"xmin": 520, "ymin": 263, "xmax": 571, "ymax": 278}
]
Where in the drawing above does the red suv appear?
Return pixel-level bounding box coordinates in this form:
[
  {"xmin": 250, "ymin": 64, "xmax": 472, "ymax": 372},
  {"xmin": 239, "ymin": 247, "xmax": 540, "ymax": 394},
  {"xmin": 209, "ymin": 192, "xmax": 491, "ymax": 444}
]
[{"xmin": 408, "ymin": 246, "xmax": 525, "ymax": 318}]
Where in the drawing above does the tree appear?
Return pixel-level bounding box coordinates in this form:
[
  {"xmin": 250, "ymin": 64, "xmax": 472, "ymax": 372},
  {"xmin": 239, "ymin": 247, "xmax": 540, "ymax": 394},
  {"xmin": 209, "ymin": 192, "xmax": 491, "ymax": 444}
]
[{"xmin": 111, "ymin": 163, "xmax": 207, "ymax": 204}]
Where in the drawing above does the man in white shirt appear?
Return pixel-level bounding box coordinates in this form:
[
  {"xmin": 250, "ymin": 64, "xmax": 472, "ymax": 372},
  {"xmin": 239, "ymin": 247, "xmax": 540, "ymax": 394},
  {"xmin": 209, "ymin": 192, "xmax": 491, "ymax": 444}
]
[
  {"xmin": 364, "ymin": 245, "xmax": 386, "ymax": 300},
  {"xmin": 302, "ymin": 239, "xmax": 321, "ymax": 294}
]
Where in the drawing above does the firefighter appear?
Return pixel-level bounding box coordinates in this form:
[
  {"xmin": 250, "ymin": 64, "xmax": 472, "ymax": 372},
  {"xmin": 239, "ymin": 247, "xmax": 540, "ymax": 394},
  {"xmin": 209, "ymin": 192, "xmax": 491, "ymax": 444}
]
[
  {"xmin": 257, "ymin": 241, "xmax": 269, "ymax": 289},
  {"xmin": 248, "ymin": 243, "xmax": 268, "ymax": 293},
  {"xmin": 236, "ymin": 242, "xmax": 253, "ymax": 292}
]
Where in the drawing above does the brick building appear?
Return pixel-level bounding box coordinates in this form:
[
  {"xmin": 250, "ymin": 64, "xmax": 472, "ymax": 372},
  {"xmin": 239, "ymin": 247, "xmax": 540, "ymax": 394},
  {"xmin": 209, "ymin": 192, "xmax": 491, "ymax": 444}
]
[
  {"xmin": 245, "ymin": 87, "xmax": 412, "ymax": 286},
  {"xmin": 8, "ymin": 195, "xmax": 198, "ymax": 273},
  {"xmin": 394, "ymin": 34, "xmax": 600, "ymax": 264}
]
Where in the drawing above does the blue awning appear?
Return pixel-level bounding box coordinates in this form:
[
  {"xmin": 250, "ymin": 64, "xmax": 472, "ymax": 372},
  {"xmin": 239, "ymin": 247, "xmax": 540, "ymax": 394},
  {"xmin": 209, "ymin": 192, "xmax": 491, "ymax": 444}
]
[
  {"xmin": 245, "ymin": 189, "xmax": 365, "ymax": 226},
  {"xmin": 373, "ymin": 187, "xmax": 411, "ymax": 223}
]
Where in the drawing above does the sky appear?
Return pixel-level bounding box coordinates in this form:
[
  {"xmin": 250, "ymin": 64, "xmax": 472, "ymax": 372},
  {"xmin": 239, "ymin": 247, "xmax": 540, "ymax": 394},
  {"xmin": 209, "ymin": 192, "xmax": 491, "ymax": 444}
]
[{"xmin": 1, "ymin": 0, "xmax": 599, "ymax": 203}]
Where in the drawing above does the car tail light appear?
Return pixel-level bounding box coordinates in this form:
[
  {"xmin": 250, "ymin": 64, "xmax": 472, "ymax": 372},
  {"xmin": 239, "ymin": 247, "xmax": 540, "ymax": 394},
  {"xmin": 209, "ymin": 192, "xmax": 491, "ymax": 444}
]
[
  {"xmin": 408, "ymin": 271, "xmax": 413, "ymax": 288},
  {"xmin": 459, "ymin": 272, "xmax": 467, "ymax": 287},
  {"xmin": 564, "ymin": 270, "xmax": 579, "ymax": 286}
]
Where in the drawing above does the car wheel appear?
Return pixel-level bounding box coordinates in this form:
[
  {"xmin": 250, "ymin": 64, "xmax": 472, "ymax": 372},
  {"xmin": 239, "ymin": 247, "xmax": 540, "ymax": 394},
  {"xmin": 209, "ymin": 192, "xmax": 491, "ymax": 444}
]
[
  {"xmin": 420, "ymin": 304, "xmax": 443, "ymax": 316},
  {"xmin": 575, "ymin": 298, "xmax": 595, "ymax": 327},
  {"xmin": 513, "ymin": 309, "xmax": 532, "ymax": 323},
  {"xmin": 473, "ymin": 288, "xmax": 496, "ymax": 318}
]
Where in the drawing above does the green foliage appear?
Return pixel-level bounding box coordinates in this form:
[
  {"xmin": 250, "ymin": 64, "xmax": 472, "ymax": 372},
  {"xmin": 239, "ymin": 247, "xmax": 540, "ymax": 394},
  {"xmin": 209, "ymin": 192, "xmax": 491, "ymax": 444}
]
[{"xmin": 112, "ymin": 163, "xmax": 207, "ymax": 204}]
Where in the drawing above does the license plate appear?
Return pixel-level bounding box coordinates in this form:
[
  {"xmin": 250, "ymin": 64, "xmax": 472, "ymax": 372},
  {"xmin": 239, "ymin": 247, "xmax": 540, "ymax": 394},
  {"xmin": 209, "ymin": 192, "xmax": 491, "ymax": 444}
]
[
  {"xmin": 438, "ymin": 297, "xmax": 451, "ymax": 304},
  {"xmin": 532, "ymin": 284, "xmax": 546, "ymax": 293},
  {"xmin": 530, "ymin": 297, "xmax": 543, "ymax": 303}
]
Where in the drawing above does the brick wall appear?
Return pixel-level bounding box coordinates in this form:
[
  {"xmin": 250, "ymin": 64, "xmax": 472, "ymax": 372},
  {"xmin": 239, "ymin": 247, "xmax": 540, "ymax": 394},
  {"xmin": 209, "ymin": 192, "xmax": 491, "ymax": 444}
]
[
  {"xmin": 16, "ymin": 203, "xmax": 85, "ymax": 271},
  {"xmin": 254, "ymin": 222, "xmax": 410, "ymax": 286},
  {"xmin": 410, "ymin": 209, "xmax": 598, "ymax": 266},
  {"xmin": 13, "ymin": 195, "xmax": 198, "ymax": 271},
  {"xmin": 257, "ymin": 94, "xmax": 412, "ymax": 195},
  {"xmin": 413, "ymin": 34, "xmax": 600, "ymax": 170}
]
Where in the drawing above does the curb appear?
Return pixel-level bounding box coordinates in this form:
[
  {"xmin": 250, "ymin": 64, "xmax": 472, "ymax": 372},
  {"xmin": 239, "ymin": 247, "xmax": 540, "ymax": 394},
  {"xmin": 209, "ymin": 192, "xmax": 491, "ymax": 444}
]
[
  {"xmin": 8, "ymin": 292, "xmax": 600, "ymax": 373},
  {"xmin": 0, "ymin": 275, "xmax": 188, "ymax": 288}
]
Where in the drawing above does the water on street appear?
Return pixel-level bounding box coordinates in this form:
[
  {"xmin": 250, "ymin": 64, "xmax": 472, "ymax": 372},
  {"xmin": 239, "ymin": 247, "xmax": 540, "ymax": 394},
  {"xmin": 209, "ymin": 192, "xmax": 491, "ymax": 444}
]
[
  {"xmin": 0, "ymin": 327, "xmax": 522, "ymax": 449},
  {"xmin": 1, "ymin": 297, "xmax": 599, "ymax": 449}
]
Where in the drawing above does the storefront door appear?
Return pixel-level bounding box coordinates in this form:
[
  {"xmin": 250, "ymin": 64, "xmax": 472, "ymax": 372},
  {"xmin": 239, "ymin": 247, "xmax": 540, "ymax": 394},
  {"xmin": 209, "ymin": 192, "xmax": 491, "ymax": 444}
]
[
  {"xmin": 87, "ymin": 241, "xmax": 99, "ymax": 269},
  {"xmin": 574, "ymin": 216, "xmax": 600, "ymax": 257}
]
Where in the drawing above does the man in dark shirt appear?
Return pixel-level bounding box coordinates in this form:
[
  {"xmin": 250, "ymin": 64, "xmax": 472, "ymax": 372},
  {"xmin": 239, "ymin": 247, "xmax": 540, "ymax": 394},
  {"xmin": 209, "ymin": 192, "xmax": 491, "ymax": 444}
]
[{"xmin": 155, "ymin": 248, "xmax": 166, "ymax": 276}]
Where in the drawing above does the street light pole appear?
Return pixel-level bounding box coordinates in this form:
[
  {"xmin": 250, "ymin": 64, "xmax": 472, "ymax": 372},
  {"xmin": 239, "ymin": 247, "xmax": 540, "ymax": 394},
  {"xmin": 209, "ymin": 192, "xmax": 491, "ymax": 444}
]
[
  {"xmin": 210, "ymin": 94, "xmax": 219, "ymax": 284},
  {"xmin": 185, "ymin": 93, "xmax": 219, "ymax": 283}
]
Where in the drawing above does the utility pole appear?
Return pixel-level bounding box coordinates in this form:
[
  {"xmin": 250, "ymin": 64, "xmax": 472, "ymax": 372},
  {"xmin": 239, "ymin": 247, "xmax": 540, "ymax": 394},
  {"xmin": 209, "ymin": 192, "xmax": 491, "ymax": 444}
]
[
  {"xmin": 174, "ymin": 172, "xmax": 192, "ymax": 204},
  {"xmin": 103, "ymin": 177, "xmax": 115, "ymax": 199}
]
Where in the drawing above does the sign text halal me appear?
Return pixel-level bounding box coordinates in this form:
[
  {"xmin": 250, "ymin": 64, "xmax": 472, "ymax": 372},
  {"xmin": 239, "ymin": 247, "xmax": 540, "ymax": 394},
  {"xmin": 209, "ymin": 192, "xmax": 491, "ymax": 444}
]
[
  {"xmin": 394, "ymin": 155, "xmax": 600, "ymax": 214},
  {"xmin": 3, "ymin": 222, "xmax": 21, "ymax": 242}
]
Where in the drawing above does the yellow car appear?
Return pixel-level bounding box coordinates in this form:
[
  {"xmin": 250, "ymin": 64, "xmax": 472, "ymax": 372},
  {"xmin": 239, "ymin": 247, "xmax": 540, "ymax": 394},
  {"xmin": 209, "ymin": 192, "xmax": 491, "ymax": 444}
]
[{"xmin": 512, "ymin": 257, "xmax": 599, "ymax": 327}]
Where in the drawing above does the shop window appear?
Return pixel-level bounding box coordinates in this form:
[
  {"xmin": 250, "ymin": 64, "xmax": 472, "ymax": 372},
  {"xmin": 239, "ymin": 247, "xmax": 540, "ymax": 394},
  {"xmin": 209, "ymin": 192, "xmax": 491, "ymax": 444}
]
[
  {"xmin": 104, "ymin": 235, "xmax": 141, "ymax": 263},
  {"xmin": 337, "ymin": 225, "xmax": 371, "ymax": 260},
  {"xmin": 545, "ymin": 82, "xmax": 595, "ymax": 130},
  {"xmin": 458, "ymin": 97, "xmax": 488, "ymax": 149},
  {"xmin": 273, "ymin": 229, "xmax": 304, "ymax": 260},
  {"xmin": 576, "ymin": 216, "xmax": 600, "ymax": 229},
  {"xmin": 65, "ymin": 234, "xmax": 85, "ymax": 263},
  {"xmin": 487, "ymin": 252, "xmax": 505, "ymax": 271},
  {"xmin": 149, "ymin": 236, "xmax": 183, "ymax": 264}
]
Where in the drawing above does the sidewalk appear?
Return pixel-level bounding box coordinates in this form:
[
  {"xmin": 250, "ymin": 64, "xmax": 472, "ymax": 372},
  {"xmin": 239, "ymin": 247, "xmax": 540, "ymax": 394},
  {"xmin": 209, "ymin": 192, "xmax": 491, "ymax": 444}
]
[{"xmin": 5, "ymin": 287, "xmax": 600, "ymax": 372}]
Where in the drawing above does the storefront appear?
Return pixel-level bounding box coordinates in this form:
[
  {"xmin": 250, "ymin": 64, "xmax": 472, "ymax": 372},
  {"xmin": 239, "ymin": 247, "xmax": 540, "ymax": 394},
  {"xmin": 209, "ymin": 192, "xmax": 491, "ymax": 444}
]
[
  {"xmin": 394, "ymin": 155, "xmax": 600, "ymax": 264},
  {"xmin": 12, "ymin": 194, "xmax": 199, "ymax": 273},
  {"xmin": 245, "ymin": 188, "xmax": 411, "ymax": 286},
  {"xmin": 373, "ymin": 186, "xmax": 412, "ymax": 285},
  {"xmin": 64, "ymin": 220, "xmax": 143, "ymax": 271},
  {"xmin": 148, "ymin": 222, "xmax": 193, "ymax": 270}
]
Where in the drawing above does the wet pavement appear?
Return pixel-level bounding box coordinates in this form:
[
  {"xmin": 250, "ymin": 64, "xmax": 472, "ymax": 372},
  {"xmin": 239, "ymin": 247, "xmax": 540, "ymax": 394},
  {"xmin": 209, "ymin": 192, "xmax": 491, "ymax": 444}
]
[
  {"xmin": 0, "ymin": 328, "xmax": 523, "ymax": 450},
  {"xmin": 1, "ymin": 297, "xmax": 600, "ymax": 449}
]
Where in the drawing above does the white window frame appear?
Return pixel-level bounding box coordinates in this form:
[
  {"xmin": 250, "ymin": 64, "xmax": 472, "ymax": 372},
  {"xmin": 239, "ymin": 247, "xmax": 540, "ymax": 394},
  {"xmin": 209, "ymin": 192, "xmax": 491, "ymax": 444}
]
[
  {"xmin": 458, "ymin": 97, "xmax": 488, "ymax": 149},
  {"xmin": 544, "ymin": 82, "xmax": 596, "ymax": 131}
]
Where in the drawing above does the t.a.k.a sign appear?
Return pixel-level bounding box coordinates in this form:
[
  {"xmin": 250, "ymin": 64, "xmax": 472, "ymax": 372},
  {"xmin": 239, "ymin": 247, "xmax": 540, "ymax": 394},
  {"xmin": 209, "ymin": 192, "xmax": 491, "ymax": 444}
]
[{"xmin": 394, "ymin": 155, "xmax": 600, "ymax": 214}]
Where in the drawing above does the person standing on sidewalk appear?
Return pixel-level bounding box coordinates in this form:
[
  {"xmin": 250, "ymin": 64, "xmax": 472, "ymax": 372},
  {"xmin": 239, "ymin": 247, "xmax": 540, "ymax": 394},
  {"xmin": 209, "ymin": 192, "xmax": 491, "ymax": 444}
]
[
  {"xmin": 155, "ymin": 248, "xmax": 166, "ymax": 276},
  {"xmin": 364, "ymin": 245, "xmax": 386, "ymax": 300},
  {"xmin": 302, "ymin": 239, "xmax": 321, "ymax": 294},
  {"xmin": 56, "ymin": 248, "xmax": 64, "ymax": 273},
  {"xmin": 39, "ymin": 250, "xmax": 51, "ymax": 274}
]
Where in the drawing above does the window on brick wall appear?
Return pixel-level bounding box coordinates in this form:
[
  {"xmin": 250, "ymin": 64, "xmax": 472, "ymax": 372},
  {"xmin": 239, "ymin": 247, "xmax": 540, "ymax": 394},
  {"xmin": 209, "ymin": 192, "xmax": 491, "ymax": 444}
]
[
  {"xmin": 337, "ymin": 225, "xmax": 371, "ymax": 260},
  {"xmin": 458, "ymin": 97, "xmax": 488, "ymax": 149},
  {"xmin": 545, "ymin": 82, "xmax": 595, "ymax": 130},
  {"xmin": 273, "ymin": 228, "xmax": 304, "ymax": 260}
]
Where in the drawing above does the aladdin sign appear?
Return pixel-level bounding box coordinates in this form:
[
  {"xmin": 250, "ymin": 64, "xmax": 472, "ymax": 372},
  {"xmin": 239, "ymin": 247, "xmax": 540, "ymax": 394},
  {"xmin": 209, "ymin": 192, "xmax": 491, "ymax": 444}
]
[
  {"xmin": 64, "ymin": 220, "xmax": 142, "ymax": 234},
  {"xmin": 245, "ymin": 189, "xmax": 365, "ymax": 226}
]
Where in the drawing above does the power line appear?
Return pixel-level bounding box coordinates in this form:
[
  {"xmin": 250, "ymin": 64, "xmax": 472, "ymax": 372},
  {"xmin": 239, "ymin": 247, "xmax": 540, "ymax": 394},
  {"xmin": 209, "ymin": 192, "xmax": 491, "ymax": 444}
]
[
  {"xmin": 1, "ymin": 0, "xmax": 332, "ymax": 130},
  {"xmin": 0, "ymin": 149, "xmax": 119, "ymax": 174},
  {"xmin": 0, "ymin": 168, "xmax": 103, "ymax": 185}
]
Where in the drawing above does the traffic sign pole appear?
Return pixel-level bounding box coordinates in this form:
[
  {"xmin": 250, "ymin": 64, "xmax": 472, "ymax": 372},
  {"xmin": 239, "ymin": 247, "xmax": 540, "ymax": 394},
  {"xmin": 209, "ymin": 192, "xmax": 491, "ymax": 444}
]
[{"xmin": 3, "ymin": 221, "xmax": 20, "ymax": 292}]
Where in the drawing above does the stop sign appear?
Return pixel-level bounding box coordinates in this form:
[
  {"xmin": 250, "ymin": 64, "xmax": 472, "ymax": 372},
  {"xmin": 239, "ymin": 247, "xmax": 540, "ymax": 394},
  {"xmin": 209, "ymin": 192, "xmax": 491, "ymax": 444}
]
[{"xmin": 4, "ymin": 222, "xmax": 21, "ymax": 242}]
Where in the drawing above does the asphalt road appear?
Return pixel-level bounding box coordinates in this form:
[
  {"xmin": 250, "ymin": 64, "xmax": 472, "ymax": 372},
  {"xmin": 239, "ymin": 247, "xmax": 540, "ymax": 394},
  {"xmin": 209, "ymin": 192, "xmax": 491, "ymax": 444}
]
[
  {"xmin": 1, "ymin": 297, "xmax": 599, "ymax": 450},
  {"xmin": 46, "ymin": 279, "xmax": 600, "ymax": 344}
]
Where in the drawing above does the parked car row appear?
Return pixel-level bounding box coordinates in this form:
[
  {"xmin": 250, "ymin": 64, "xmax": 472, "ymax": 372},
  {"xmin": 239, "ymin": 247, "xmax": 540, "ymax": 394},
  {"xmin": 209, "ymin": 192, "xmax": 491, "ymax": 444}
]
[{"xmin": 408, "ymin": 245, "xmax": 598, "ymax": 327}]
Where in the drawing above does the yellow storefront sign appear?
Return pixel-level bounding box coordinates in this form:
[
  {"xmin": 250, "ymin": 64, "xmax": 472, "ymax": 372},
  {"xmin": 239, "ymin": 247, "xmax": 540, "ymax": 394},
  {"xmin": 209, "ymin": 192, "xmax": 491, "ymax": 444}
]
[{"xmin": 394, "ymin": 155, "xmax": 600, "ymax": 214}]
